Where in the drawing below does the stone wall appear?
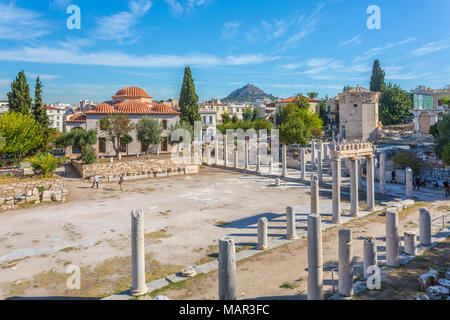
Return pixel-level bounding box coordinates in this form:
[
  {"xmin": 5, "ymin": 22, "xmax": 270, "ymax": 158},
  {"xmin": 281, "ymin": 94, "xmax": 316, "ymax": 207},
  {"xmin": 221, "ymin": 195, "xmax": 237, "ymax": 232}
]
[
  {"xmin": 0, "ymin": 178, "xmax": 67, "ymax": 211},
  {"xmin": 72, "ymin": 157, "xmax": 200, "ymax": 181}
]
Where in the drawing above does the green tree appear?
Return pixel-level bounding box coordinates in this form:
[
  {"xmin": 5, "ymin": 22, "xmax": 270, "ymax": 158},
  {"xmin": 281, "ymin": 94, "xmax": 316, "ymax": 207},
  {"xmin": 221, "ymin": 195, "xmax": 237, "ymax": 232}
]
[
  {"xmin": 276, "ymin": 102, "xmax": 299, "ymax": 126},
  {"xmin": 98, "ymin": 114, "xmax": 135, "ymax": 157},
  {"xmin": 440, "ymin": 95, "xmax": 450, "ymax": 109},
  {"xmin": 254, "ymin": 118, "xmax": 274, "ymax": 132},
  {"xmin": 243, "ymin": 108, "xmax": 254, "ymax": 121},
  {"xmin": 343, "ymin": 85, "xmax": 352, "ymax": 92},
  {"xmin": 231, "ymin": 114, "xmax": 238, "ymax": 123},
  {"xmin": 81, "ymin": 145, "xmax": 97, "ymax": 164},
  {"xmin": 379, "ymin": 83, "xmax": 413, "ymax": 125},
  {"xmin": 56, "ymin": 129, "xmax": 97, "ymax": 150},
  {"xmin": 293, "ymin": 94, "xmax": 311, "ymax": 109},
  {"xmin": 7, "ymin": 70, "xmax": 32, "ymax": 115},
  {"xmin": 32, "ymin": 76, "xmax": 51, "ymax": 151},
  {"xmin": 370, "ymin": 59, "xmax": 386, "ymax": 92},
  {"xmin": 318, "ymin": 100, "xmax": 329, "ymax": 127},
  {"xmin": 279, "ymin": 108, "xmax": 323, "ymax": 145},
  {"xmin": 0, "ymin": 112, "xmax": 44, "ymax": 161},
  {"xmin": 136, "ymin": 117, "xmax": 163, "ymax": 155},
  {"xmin": 306, "ymin": 92, "xmax": 319, "ymax": 99},
  {"xmin": 442, "ymin": 143, "xmax": 450, "ymax": 166},
  {"xmin": 29, "ymin": 153, "xmax": 62, "ymax": 178},
  {"xmin": 179, "ymin": 66, "xmax": 200, "ymax": 125},
  {"xmin": 433, "ymin": 113, "xmax": 450, "ymax": 158},
  {"xmin": 222, "ymin": 113, "xmax": 232, "ymax": 124},
  {"xmin": 393, "ymin": 152, "xmax": 423, "ymax": 175}
]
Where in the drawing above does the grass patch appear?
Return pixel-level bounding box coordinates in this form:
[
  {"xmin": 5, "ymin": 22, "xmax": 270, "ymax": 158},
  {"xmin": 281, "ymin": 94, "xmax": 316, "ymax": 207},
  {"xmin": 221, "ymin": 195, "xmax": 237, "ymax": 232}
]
[
  {"xmin": 280, "ymin": 282, "xmax": 299, "ymax": 289},
  {"xmin": 145, "ymin": 229, "xmax": 172, "ymax": 240}
]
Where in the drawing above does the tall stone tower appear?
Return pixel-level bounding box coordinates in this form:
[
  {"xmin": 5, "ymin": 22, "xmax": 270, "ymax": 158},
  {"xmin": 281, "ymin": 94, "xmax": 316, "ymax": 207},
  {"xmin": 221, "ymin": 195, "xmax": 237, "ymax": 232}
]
[{"xmin": 338, "ymin": 86, "xmax": 380, "ymax": 142}]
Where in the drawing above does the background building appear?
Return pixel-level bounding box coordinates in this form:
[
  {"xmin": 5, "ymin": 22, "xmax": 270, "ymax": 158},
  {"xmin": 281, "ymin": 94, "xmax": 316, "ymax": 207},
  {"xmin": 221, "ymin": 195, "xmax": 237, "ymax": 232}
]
[{"xmin": 44, "ymin": 105, "xmax": 65, "ymax": 132}]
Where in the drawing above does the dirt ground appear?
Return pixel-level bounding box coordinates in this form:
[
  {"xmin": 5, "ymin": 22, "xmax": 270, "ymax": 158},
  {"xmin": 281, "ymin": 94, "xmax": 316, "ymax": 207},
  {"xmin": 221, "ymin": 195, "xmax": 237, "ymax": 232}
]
[{"xmin": 0, "ymin": 165, "xmax": 448, "ymax": 300}]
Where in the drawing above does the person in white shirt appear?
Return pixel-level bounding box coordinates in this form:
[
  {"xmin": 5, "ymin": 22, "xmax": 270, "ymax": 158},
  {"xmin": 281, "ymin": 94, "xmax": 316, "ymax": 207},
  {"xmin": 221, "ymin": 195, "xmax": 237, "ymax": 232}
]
[{"xmin": 92, "ymin": 174, "xmax": 99, "ymax": 189}]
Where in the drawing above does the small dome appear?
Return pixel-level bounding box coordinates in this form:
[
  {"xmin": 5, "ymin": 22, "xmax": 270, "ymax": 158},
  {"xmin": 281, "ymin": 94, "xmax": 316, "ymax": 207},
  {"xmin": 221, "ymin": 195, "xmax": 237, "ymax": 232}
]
[
  {"xmin": 93, "ymin": 102, "xmax": 114, "ymax": 113},
  {"xmin": 115, "ymin": 100, "xmax": 152, "ymax": 114},
  {"xmin": 113, "ymin": 86, "xmax": 151, "ymax": 99}
]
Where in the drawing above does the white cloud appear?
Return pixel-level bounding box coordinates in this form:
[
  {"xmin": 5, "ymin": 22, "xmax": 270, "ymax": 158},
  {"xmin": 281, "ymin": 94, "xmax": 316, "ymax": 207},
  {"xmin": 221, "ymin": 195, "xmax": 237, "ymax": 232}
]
[
  {"xmin": 412, "ymin": 38, "xmax": 450, "ymax": 56},
  {"xmin": 0, "ymin": 2, "xmax": 50, "ymax": 40},
  {"xmin": 165, "ymin": 0, "xmax": 211, "ymax": 17},
  {"xmin": 96, "ymin": 0, "xmax": 152, "ymax": 41},
  {"xmin": 50, "ymin": 0, "xmax": 73, "ymax": 9},
  {"xmin": 0, "ymin": 45, "xmax": 277, "ymax": 68},
  {"xmin": 338, "ymin": 35, "xmax": 362, "ymax": 48},
  {"xmin": 398, "ymin": 37, "xmax": 416, "ymax": 45},
  {"xmin": 25, "ymin": 73, "xmax": 61, "ymax": 81},
  {"xmin": 353, "ymin": 42, "xmax": 395, "ymax": 63},
  {"xmin": 222, "ymin": 21, "xmax": 241, "ymax": 39}
]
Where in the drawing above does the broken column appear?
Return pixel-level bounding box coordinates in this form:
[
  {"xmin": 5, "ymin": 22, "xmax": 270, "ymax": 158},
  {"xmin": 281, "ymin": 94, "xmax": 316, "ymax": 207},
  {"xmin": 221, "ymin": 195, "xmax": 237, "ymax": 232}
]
[
  {"xmin": 386, "ymin": 208, "xmax": 400, "ymax": 267},
  {"xmin": 363, "ymin": 237, "xmax": 377, "ymax": 279},
  {"xmin": 379, "ymin": 152, "xmax": 386, "ymax": 194},
  {"xmin": 307, "ymin": 214, "xmax": 324, "ymax": 300},
  {"xmin": 282, "ymin": 144, "xmax": 287, "ymax": 177},
  {"xmin": 131, "ymin": 209, "xmax": 148, "ymax": 296},
  {"xmin": 310, "ymin": 175, "xmax": 319, "ymax": 216},
  {"xmin": 404, "ymin": 232, "xmax": 416, "ymax": 255},
  {"xmin": 405, "ymin": 167, "xmax": 413, "ymax": 199},
  {"xmin": 218, "ymin": 236, "xmax": 237, "ymax": 300},
  {"xmin": 317, "ymin": 150, "xmax": 323, "ymax": 183},
  {"xmin": 366, "ymin": 155, "xmax": 375, "ymax": 210},
  {"xmin": 300, "ymin": 148, "xmax": 306, "ymax": 179},
  {"xmin": 257, "ymin": 217, "xmax": 269, "ymax": 250},
  {"xmin": 286, "ymin": 206, "xmax": 298, "ymax": 240},
  {"xmin": 223, "ymin": 135, "xmax": 228, "ymax": 167},
  {"xmin": 338, "ymin": 229, "xmax": 353, "ymax": 297},
  {"xmin": 419, "ymin": 208, "xmax": 432, "ymax": 246},
  {"xmin": 350, "ymin": 157, "xmax": 359, "ymax": 217},
  {"xmin": 332, "ymin": 157, "xmax": 342, "ymax": 223}
]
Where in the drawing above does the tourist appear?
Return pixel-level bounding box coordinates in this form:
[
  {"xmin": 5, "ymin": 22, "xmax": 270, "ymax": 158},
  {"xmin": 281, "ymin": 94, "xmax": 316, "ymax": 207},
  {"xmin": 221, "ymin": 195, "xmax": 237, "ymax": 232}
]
[
  {"xmin": 414, "ymin": 177, "xmax": 421, "ymax": 191},
  {"xmin": 119, "ymin": 175, "xmax": 124, "ymax": 191},
  {"xmin": 390, "ymin": 171, "xmax": 397, "ymax": 184},
  {"xmin": 92, "ymin": 174, "xmax": 99, "ymax": 189},
  {"xmin": 444, "ymin": 180, "xmax": 449, "ymax": 197}
]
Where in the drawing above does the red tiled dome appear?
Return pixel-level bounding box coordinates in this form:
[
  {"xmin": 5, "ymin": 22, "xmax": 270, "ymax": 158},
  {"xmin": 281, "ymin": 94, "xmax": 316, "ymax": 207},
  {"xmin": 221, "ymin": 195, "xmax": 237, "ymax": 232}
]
[
  {"xmin": 113, "ymin": 86, "xmax": 151, "ymax": 99},
  {"xmin": 151, "ymin": 102, "xmax": 180, "ymax": 115},
  {"xmin": 115, "ymin": 100, "xmax": 153, "ymax": 114},
  {"xmin": 65, "ymin": 113, "xmax": 86, "ymax": 123},
  {"xmin": 92, "ymin": 102, "xmax": 114, "ymax": 113}
]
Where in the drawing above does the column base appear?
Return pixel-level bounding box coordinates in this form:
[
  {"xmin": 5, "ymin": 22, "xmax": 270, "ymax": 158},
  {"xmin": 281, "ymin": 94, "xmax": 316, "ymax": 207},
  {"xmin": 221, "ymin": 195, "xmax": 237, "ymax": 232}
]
[
  {"xmin": 131, "ymin": 287, "xmax": 148, "ymax": 296},
  {"xmin": 286, "ymin": 234, "xmax": 299, "ymax": 240},
  {"xmin": 257, "ymin": 245, "xmax": 269, "ymax": 250}
]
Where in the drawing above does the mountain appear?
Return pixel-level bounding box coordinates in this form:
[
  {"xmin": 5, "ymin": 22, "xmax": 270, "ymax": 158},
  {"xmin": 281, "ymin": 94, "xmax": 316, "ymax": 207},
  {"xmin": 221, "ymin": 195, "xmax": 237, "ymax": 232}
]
[{"xmin": 222, "ymin": 84, "xmax": 278, "ymax": 103}]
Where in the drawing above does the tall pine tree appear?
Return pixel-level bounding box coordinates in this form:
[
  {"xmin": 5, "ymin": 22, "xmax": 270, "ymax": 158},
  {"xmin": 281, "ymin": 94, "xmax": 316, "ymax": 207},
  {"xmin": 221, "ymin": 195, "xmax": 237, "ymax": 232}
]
[
  {"xmin": 179, "ymin": 66, "xmax": 200, "ymax": 125},
  {"xmin": 370, "ymin": 59, "xmax": 385, "ymax": 92},
  {"xmin": 32, "ymin": 76, "xmax": 49, "ymax": 128},
  {"xmin": 7, "ymin": 70, "xmax": 32, "ymax": 115}
]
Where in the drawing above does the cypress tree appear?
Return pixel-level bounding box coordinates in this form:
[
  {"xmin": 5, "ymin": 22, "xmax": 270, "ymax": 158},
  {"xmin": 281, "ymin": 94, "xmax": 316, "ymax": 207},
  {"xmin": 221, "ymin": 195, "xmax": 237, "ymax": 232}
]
[
  {"xmin": 32, "ymin": 76, "xmax": 50, "ymax": 128},
  {"xmin": 179, "ymin": 66, "xmax": 200, "ymax": 125},
  {"xmin": 370, "ymin": 59, "xmax": 385, "ymax": 92},
  {"xmin": 7, "ymin": 70, "xmax": 32, "ymax": 115}
]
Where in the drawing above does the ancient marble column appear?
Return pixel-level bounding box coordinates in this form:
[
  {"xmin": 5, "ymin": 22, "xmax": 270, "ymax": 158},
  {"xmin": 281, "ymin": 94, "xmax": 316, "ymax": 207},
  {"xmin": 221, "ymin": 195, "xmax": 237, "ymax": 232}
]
[
  {"xmin": 286, "ymin": 206, "xmax": 298, "ymax": 240},
  {"xmin": 386, "ymin": 208, "xmax": 400, "ymax": 267},
  {"xmin": 215, "ymin": 138, "xmax": 219, "ymax": 165},
  {"xmin": 311, "ymin": 140, "xmax": 316, "ymax": 169},
  {"xmin": 300, "ymin": 148, "xmax": 306, "ymax": 180},
  {"xmin": 405, "ymin": 167, "xmax": 413, "ymax": 199},
  {"xmin": 223, "ymin": 136, "xmax": 228, "ymax": 167},
  {"xmin": 310, "ymin": 175, "xmax": 319, "ymax": 216},
  {"xmin": 257, "ymin": 217, "xmax": 269, "ymax": 250},
  {"xmin": 358, "ymin": 159, "xmax": 364, "ymax": 191},
  {"xmin": 317, "ymin": 151, "xmax": 323, "ymax": 183},
  {"xmin": 269, "ymin": 154, "xmax": 274, "ymax": 175},
  {"xmin": 331, "ymin": 157, "xmax": 342, "ymax": 224},
  {"xmin": 379, "ymin": 152, "xmax": 386, "ymax": 194},
  {"xmin": 323, "ymin": 144, "xmax": 329, "ymax": 161},
  {"xmin": 219, "ymin": 237, "xmax": 237, "ymax": 300},
  {"xmin": 282, "ymin": 144, "xmax": 287, "ymax": 177},
  {"xmin": 244, "ymin": 141, "xmax": 249, "ymax": 171},
  {"xmin": 256, "ymin": 153, "xmax": 262, "ymax": 175},
  {"xmin": 404, "ymin": 232, "xmax": 416, "ymax": 255},
  {"xmin": 366, "ymin": 155, "xmax": 375, "ymax": 211},
  {"xmin": 363, "ymin": 237, "xmax": 377, "ymax": 279},
  {"xmin": 307, "ymin": 214, "xmax": 323, "ymax": 300},
  {"xmin": 131, "ymin": 209, "xmax": 148, "ymax": 296},
  {"xmin": 419, "ymin": 208, "xmax": 432, "ymax": 246},
  {"xmin": 350, "ymin": 157, "xmax": 359, "ymax": 217},
  {"xmin": 234, "ymin": 149, "xmax": 238, "ymax": 169},
  {"xmin": 338, "ymin": 229, "xmax": 353, "ymax": 297}
]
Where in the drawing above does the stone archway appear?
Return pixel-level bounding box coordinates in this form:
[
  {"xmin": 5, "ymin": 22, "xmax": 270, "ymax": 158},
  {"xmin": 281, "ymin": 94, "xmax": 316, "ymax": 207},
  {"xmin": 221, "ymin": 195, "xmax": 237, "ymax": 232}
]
[{"xmin": 418, "ymin": 111, "xmax": 431, "ymax": 134}]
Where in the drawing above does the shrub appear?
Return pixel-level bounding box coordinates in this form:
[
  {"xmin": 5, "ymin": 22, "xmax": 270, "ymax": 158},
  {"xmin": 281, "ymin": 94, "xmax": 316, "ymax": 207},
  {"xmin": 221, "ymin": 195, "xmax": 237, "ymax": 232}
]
[
  {"xmin": 81, "ymin": 145, "xmax": 97, "ymax": 164},
  {"xmin": 393, "ymin": 152, "xmax": 423, "ymax": 175},
  {"xmin": 442, "ymin": 143, "xmax": 450, "ymax": 166},
  {"xmin": 30, "ymin": 153, "xmax": 62, "ymax": 178}
]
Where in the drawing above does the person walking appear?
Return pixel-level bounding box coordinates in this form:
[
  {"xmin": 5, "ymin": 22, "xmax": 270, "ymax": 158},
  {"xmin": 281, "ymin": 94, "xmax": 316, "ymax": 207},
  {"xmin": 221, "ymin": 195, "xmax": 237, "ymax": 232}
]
[
  {"xmin": 390, "ymin": 170, "xmax": 397, "ymax": 184},
  {"xmin": 414, "ymin": 177, "xmax": 421, "ymax": 191},
  {"xmin": 92, "ymin": 174, "xmax": 99, "ymax": 189},
  {"xmin": 119, "ymin": 175, "xmax": 124, "ymax": 191},
  {"xmin": 444, "ymin": 180, "xmax": 449, "ymax": 197}
]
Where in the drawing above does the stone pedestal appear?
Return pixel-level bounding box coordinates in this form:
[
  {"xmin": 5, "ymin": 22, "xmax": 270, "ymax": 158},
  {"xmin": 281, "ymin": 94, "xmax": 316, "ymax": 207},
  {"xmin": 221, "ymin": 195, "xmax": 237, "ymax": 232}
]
[
  {"xmin": 350, "ymin": 158, "xmax": 359, "ymax": 217},
  {"xmin": 338, "ymin": 229, "xmax": 353, "ymax": 297},
  {"xmin": 366, "ymin": 155, "xmax": 375, "ymax": 210},
  {"xmin": 282, "ymin": 144, "xmax": 287, "ymax": 177},
  {"xmin": 363, "ymin": 237, "xmax": 377, "ymax": 279},
  {"xmin": 307, "ymin": 214, "xmax": 323, "ymax": 300},
  {"xmin": 379, "ymin": 152, "xmax": 385, "ymax": 194},
  {"xmin": 405, "ymin": 167, "xmax": 413, "ymax": 199},
  {"xmin": 257, "ymin": 217, "xmax": 269, "ymax": 250},
  {"xmin": 300, "ymin": 148, "xmax": 306, "ymax": 179},
  {"xmin": 331, "ymin": 158, "xmax": 342, "ymax": 223},
  {"xmin": 219, "ymin": 237, "xmax": 237, "ymax": 300},
  {"xmin": 419, "ymin": 208, "xmax": 432, "ymax": 246},
  {"xmin": 386, "ymin": 208, "xmax": 400, "ymax": 267},
  {"xmin": 131, "ymin": 209, "xmax": 148, "ymax": 296},
  {"xmin": 310, "ymin": 175, "xmax": 319, "ymax": 216},
  {"xmin": 286, "ymin": 206, "xmax": 298, "ymax": 240},
  {"xmin": 404, "ymin": 232, "xmax": 416, "ymax": 255}
]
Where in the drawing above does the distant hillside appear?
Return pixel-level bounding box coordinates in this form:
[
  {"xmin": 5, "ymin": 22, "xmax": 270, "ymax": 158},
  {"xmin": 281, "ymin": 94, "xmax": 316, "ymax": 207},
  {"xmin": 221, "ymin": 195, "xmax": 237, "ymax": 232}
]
[{"xmin": 222, "ymin": 84, "xmax": 278, "ymax": 103}]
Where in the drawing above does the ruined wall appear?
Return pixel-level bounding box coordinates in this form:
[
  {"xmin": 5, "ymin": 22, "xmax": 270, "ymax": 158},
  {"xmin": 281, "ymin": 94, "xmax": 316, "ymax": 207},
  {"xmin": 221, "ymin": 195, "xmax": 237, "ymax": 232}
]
[
  {"xmin": 0, "ymin": 179, "xmax": 67, "ymax": 210},
  {"xmin": 72, "ymin": 157, "xmax": 200, "ymax": 181}
]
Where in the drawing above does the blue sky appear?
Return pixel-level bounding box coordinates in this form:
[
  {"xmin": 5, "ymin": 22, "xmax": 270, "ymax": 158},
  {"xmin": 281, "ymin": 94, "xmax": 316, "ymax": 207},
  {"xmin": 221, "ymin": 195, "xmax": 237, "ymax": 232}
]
[{"xmin": 0, "ymin": 0, "xmax": 449, "ymax": 104}]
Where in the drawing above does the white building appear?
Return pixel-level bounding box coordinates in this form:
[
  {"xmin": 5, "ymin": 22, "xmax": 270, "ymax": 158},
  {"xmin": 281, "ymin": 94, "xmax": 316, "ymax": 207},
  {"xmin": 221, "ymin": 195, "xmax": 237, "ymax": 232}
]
[
  {"xmin": 0, "ymin": 100, "xmax": 8, "ymax": 114},
  {"xmin": 44, "ymin": 106, "xmax": 65, "ymax": 132},
  {"xmin": 199, "ymin": 109, "xmax": 217, "ymax": 142}
]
